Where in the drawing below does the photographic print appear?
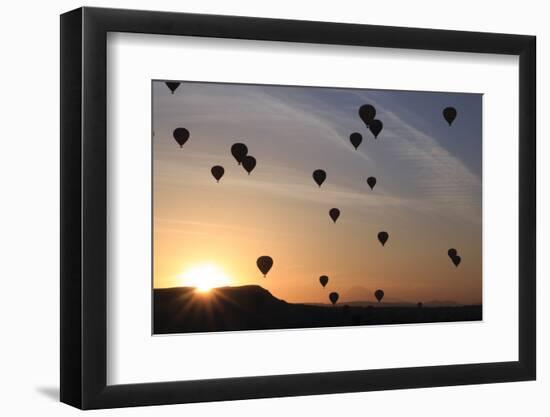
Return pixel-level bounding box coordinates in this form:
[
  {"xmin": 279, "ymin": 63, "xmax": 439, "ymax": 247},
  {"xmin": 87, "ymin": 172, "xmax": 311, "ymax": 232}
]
[{"xmin": 152, "ymin": 81, "xmax": 482, "ymax": 335}]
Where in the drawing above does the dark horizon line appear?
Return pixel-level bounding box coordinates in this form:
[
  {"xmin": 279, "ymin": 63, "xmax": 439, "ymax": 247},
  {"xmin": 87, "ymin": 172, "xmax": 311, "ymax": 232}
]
[{"xmin": 153, "ymin": 284, "xmax": 482, "ymax": 307}]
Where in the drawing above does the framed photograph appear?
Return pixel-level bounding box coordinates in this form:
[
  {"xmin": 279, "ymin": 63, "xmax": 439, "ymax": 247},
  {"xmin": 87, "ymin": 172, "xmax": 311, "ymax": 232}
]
[{"xmin": 60, "ymin": 7, "xmax": 536, "ymax": 409}]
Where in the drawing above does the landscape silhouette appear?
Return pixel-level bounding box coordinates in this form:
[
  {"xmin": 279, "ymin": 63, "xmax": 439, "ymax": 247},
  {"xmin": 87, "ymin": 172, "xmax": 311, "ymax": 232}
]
[{"xmin": 154, "ymin": 285, "xmax": 482, "ymax": 334}]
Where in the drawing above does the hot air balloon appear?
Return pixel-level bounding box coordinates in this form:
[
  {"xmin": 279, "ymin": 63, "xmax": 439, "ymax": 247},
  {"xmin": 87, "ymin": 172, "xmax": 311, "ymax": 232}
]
[
  {"xmin": 374, "ymin": 289, "xmax": 384, "ymax": 303},
  {"xmin": 242, "ymin": 155, "xmax": 257, "ymax": 175},
  {"xmin": 256, "ymin": 256, "xmax": 273, "ymax": 277},
  {"xmin": 367, "ymin": 176, "xmax": 377, "ymax": 190},
  {"xmin": 369, "ymin": 119, "xmax": 383, "ymax": 139},
  {"xmin": 451, "ymin": 255, "xmax": 461, "ymax": 267},
  {"xmin": 417, "ymin": 302, "xmax": 423, "ymax": 308},
  {"xmin": 231, "ymin": 143, "xmax": 248, "ymax": 165},
  {"xmin": 377, "ymin": 231, "xmax": 389, "ymax": 246},
  {"xmin": 448, "ymin": 248, "xmax": 461, "ymax": 267},
  {"xmin": 173, "ymin": 128, "xmax": 189, "ymax": 148},
  {"xmin": 319, "ymin": 275, "xmax": 329, "ymax": 288},
  {"xmin": 165, "ymin": 82, "xmax": 180, "ymax": 94},
  {"xmin": 443, "ymin": 107, "xmax": 457, "ymax": 126},
  {"xmin": 359, "ymin": 104, "xmax": 376, "ymax": 126},
  {"xmin": 312, "ymin": 169, "xmax": 326, "ymax": 187},
  {"xmin": 350, "ymin": 132, "xmax": 363, "ymax": 150},
  {"xmin": 329, "ymin": 292, "xmax": 339, "ymax": 305},
  {"xmin": 329, "ymin": 208, "xmax": 340, "ymax": 223},
  {"xmin": 211, "ymin": 165, "xmax": 224, "ymax": 182}
]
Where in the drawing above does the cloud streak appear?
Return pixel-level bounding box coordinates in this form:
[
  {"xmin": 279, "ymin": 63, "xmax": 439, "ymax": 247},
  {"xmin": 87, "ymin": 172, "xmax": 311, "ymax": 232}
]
[{"xmin": 155, "ymin": 82, "xmax": 481, "ymax": 223}]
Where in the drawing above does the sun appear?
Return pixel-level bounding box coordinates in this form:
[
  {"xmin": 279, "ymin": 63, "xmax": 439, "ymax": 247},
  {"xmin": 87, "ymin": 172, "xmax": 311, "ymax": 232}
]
[{"xmin": 178, "ymin": 263, "xmax": 232, "ymax": 292}]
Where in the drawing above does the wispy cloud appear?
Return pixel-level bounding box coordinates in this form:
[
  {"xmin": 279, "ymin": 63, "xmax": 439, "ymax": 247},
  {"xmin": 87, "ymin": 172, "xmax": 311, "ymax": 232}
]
[{"xmin": 155, "ymin": 83, "xmax": 481, "ymax": 224}]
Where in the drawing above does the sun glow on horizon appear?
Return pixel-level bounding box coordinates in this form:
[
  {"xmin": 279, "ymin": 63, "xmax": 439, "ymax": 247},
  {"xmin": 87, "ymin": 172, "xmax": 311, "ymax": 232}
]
[{"xmin": 178, "ymin": 263, "xmax": 232, "ymax": 292}]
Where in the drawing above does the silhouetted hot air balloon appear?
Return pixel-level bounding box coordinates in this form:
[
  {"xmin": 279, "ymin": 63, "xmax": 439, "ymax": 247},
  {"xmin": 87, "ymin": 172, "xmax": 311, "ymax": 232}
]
[
  {"xmin": 210, "ymin": 165, "xmax": 224, "ymax": 183},
  {"xmin": 312, "ymin": 169, "xmax": 326, "ymax": 187},
  {"xmin": 359, "ymin": 104, "xmax": 376, "ymax": 126},
  {"xmin": 350, "ymin": 132, "xmax": 363, "ymax": 150},
  {"xmin": 451, "ymin": 255, "xmax": 461, "ymax": 267},
  {"xmin": 242, "ymin": 155, "xmax": 257, "ymax": 175},
  {"xmin": 256, "ymin": 256, "xmax": 273, "ymax": 277},
  {"xmin": 329, "ymin": 208, "xmax": 340, "ymax": 223},
  {"xmin": 443, "ymin": 107, "xmax": 457, "ymax": 126},
  {"xmin": 377, "ymin": 231, "xmax": 389, "ymax": 246},
  {"xmin": 319, "ymin": 275, "xmax": 329, "ymax": 288},
  {"xmin": 447, "ymin": 248, "xmax": 461, "ymax": 267},
  {"xmin": 417, "ymin": 302, "xmax": 423, "ymax": 308},
  {"xmin": 374, "ymin": 289, "xmax": 384, "ymax": 303},
  {"xmin": 329, "ymin": 292, "xmax": 339, "ymax": 305},
  {"xmin": 367, "ymin": 176, "xmax": 377, "ymax": 190},
  {"xmin": 369, "ymin": 119, "xmax": 383, "ymax": 139},
  {"xmin": 231, "ymin": 143, "xmax": 248, "ymax": 165},
  {"xmin": 165, "ymin": 82, "xmax": 181, "ymax": 94},
  {"xmin": 173, "ymin": 128, "xmax": 189, "ymax": 148}
]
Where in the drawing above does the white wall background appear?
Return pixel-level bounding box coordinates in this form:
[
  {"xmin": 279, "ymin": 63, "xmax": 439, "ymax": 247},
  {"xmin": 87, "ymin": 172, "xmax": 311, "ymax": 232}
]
[{"xmin": 0, "ymin": 0, "xmax": 545, "ymax": 415}]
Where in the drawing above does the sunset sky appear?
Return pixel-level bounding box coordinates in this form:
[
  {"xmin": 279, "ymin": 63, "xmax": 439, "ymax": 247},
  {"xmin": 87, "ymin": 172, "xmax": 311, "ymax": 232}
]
[{"xmin": 152, "ymin": 81, "xmax": 482, "ymax": 305}]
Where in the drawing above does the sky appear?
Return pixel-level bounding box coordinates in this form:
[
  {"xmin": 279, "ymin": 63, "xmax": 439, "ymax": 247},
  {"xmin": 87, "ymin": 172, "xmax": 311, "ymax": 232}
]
[{"xmin": 152, "ymin": 81, "xmax": 482, "ymax": 305}]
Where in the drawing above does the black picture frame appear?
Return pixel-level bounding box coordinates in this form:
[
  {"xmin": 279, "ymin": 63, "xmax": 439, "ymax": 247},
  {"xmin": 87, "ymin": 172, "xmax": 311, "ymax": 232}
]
[{"xmin": 60, "ymin": 6, "xmax": 536, "ymax": 409}]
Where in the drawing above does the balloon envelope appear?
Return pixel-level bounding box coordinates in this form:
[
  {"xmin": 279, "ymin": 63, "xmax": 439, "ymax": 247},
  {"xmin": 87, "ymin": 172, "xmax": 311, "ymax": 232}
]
[
  {"xmin": 375, "ymin": 289, "xmax": 384, "ymax": 302},
  {"xmin": 256, "ymin": 256, "xmax": 273, "ymax": 277},
  {"xmin": 359, "ymin": 104, "xmax": 376, "ymax": 126},
  {"xmin": 319, "ymin": 275, "xmax": 329, "ymax": 288},
  {"xmin": 378, "ymin": 231, "xmax": 389, "ymax": 246},
  {"xmin": 231, "ymin": 143, "xmax": 248, "ymax": 165},
  {"xmin": 367, "ymin": 176, "xmax": 377, "ymax": 190},
  {"xmin": 165, "ymin": 82, "xmax": 180, "ymax": 94},
  {"xmin": 242, "ymin": 155, "xmax": 257, "ymax": 174},
  {"xmin": 443, "ymin": 107, "xmax": 457, "ymax": 126},
  {"xmin": 349, "ymin": 132, "xmax": 362, "ymax": 150},
  {"xmin": 329, "ymin": 208, "xmax": 340, "ymax": 223},
  {"xmin": 447, "ymin": 248, "xmax": 461, "ymax": 266},
  {"xmin": 329, "ymin": 292, "xmax": 339, "ymax": 305},
  {"xmin": 369, "ymin": 119, "xmax": 383, "ymax": 138},
  {"xmin": 211, "ymin": 165, "xmax": 224, "ymax": 182},
  {"xmin": 451, "ymin": 255, "xmax": 461, "ymax": 267},
  {"xmin": 312, "ymin": 169, "xmax": 326, "ymax": 187},
  {"xmin": 173, "ymin": 128, "xmax": 190, "ymax": 147}
]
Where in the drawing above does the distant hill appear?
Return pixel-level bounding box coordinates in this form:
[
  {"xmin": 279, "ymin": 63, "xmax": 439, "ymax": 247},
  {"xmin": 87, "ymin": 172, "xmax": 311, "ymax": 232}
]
[
  {"xmin": 154, "ymin": 285, "xmax": 482, "ymax": 335},
  {"xmin": 306, "ymin": 300, "xmax": 463, "ymax": 308}
]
